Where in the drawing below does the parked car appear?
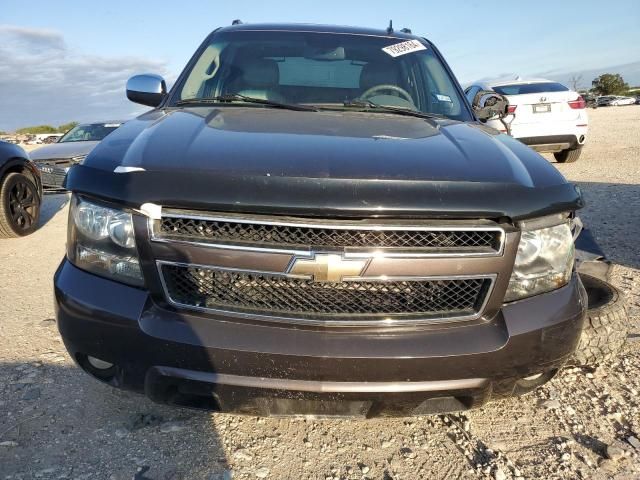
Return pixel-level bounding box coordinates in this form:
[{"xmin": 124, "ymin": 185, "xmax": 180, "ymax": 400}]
[
  {"xmin": 597, "ymin": 95, "xmax": 617, "ymax": 106},
  {"xmin": 581, "ymin": 93, "xmax": 598, "ymax": 108},
  {"xmin": 609, "ymin": 96, "xmax": 636, "ymax": 106},
  {"xmin": 30, "ymin": 121, "xmax": 123, "ymax": 190},
  {"xmin": 466, "ymin": 78, "xmax": 588, "ymax": 163},
  {"xmin": 55, "ymin": 22, "xmax": 626, "ymax": 417},
  {"xmin": 0, "ymin": 140, "xmax": 42, "ymax": 237}
]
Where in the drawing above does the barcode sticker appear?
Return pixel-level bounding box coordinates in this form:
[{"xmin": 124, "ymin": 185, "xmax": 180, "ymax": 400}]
[{"xmin": 382, "ymin": 40, "xmax": 427, "ymax": 57}]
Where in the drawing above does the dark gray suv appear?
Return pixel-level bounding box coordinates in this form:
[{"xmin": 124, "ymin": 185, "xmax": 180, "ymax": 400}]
[{"xmin": 54, "ymin": 23, "xmax": 606, "ymax": 417}]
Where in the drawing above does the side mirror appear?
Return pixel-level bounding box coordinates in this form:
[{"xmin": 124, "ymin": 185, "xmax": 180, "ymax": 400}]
[
  {"xmin": 472, "ymin": 91, "xmax": 509, "ymax": 122},
  {"xmin": 126, "ymin": 74, "xmax": 167, "ymax": 107}
]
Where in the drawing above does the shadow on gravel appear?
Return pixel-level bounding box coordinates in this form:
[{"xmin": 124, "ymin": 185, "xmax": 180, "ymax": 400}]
[
  {"xmin": 39, "ymin": 193, "xmax": 69, "ymax": 227},
  {"xmin": 0, "ymin": 360, "xmax": 228, "ymax": 480},
  {"xmin": 573, "ymin": 432, "xmax": 608, "ymax": 457},
  {"xmin": 573, "ymin": 181, "xmax": 640, "ymax": 270}
]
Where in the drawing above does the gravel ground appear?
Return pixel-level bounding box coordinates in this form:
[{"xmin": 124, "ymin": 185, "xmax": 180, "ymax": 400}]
[{"xmin": 1, "ymin": 106, "xmax": 639, "ymax": 480}]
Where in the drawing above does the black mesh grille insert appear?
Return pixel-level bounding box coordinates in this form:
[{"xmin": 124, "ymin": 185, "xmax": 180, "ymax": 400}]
[
  {"xmin": 161, "ymin": 264, "xmax": 490, "ymax": 321},
  {"xmin": 159, "ymin": 216, "xmax": 500, "ymax": 252}
]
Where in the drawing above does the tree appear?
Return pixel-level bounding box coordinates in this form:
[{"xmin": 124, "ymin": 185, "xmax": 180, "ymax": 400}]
[
  {"xmin": 569, "ymin": 74, "xmax": 583, "ymax": 91},
  {"xmin": 591, "ymin": 74, "xmax": 629, "ymax": 95},
  {"xmin": 15, "ymin": 125, "xmax": 57, "ymax": 134},
  {"xmin": 57, "ymin": 121, "xmax": 78, "ymax": 133}
]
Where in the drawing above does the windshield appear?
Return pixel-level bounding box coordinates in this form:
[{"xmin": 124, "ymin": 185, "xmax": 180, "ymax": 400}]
[
  {"xmin": 492, "ymin": 82, "xmax": 569, "ymax": 95},
  {"xmin": 59, "ymin": 123, "xmax": 121, "ymax": 143},
  {"xmin": 173, "ymin": 30, "xmax": 470, "ymax": 121}
]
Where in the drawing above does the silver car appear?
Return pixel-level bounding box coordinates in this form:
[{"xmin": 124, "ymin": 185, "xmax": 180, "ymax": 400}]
[{"xmin": 30, "ymin": 121, "xmax": 123, "ymax": 190}]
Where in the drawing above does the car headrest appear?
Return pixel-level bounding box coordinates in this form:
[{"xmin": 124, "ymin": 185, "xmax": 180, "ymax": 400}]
[
  {"xmin": 360, "ymin": 62, "xmax": 400, "ymax": 91},
  {"xmin": 240, "ymin": 59, "xmax": 280, "ymax": 88}
]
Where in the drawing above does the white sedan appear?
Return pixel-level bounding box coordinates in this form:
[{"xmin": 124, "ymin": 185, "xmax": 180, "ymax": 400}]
[
  {"xmin": 466, "ymin": 77, "xmax": 588, "ymax": 163},
  {"xmin": 610, "ymin": 96, "xmax": 636, "ymax": 106}
]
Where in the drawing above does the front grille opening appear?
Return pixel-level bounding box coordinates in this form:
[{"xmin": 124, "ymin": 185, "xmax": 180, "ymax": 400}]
[
  {"xmin": 158, "ymin": 216, "xmax": 501, "ymax": 252},
  {"xmin": 161, "ymin": 264, "xmax": 491, "ymax": 322}
]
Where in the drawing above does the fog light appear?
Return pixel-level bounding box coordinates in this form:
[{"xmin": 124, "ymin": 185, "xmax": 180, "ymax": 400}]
[{"xmin": 87, "ymin": 356, "xmax": 114, "ymax": 370}]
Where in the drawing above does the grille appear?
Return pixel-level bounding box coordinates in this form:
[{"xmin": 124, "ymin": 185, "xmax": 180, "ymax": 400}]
[
  {"xmin": 160, "ymin": 264, "xmax": 491, "ymax": 322},
  {"xmin": 158, "ymin": 216, "xmax": 501, "ymax": 252},
  {"xmin": 40, "ymin": 170, "xmax": 67, "ymax": 188}
]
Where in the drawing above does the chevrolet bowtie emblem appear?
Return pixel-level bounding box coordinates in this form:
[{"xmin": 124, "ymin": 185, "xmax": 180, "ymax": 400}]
[{"xmin": 288, "ymin": 254, "xmax": 368, "ymax": 282}]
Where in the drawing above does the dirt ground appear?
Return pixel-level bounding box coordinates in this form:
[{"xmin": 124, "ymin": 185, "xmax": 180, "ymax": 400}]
[{"xmin": 1, "ymin": 106, "xmax": 639, "ymax": 480}]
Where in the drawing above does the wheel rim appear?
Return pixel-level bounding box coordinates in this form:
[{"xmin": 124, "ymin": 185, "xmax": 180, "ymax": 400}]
[{"xmin": 8, "ymin": 179, "xmax": 38, "ymax": 231}]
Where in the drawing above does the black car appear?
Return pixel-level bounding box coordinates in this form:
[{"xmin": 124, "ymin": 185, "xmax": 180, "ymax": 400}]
[
  {"xmin": 54, "ymin": 23, "xmax": 625, "ymax": 417},
  {"xmin": 30, "ymin": 121, "xmax": 123, "ymax": 191},
  {"xmin": 0, "ymin": 140, "xmax": 42, "ymax": 237}
]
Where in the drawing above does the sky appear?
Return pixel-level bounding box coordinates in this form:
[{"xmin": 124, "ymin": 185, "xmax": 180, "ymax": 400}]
[{"xmin": 1, "ymin": 0, "xmax": 639, "ymax": 131}]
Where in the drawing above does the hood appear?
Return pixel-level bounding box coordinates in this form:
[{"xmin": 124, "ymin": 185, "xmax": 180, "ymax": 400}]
[
  {"xmin": 30, "ymin": 141, "xmax": 99, "ymax": 161},
  {"xmin": 69, "ymin": 107, "xmax": 582, "ymax": 220}
]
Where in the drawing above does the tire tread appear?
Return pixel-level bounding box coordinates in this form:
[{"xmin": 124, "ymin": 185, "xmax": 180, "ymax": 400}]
[
  {"xmin": 554, "ymin": 147, "xmax": 582, "ymax": 163},
  {"xmin": 570, "ymin": 274, "xmax": 628, "ymax": 367}
]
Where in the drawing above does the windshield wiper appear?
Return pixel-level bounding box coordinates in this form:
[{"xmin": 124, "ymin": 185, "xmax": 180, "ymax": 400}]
[
  {"xmin": 175, "ymin": 94, "xmax": 318, "ymax": 112},
  {"xmin": 342, "ymin": 99, "xmax": 447, "ymax": 120}
]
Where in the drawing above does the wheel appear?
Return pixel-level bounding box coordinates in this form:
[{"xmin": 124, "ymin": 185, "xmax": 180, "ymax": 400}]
[
  {"xmin": 0, "ymin": 172, "xmax": 41, "ymax": 238},
  {"xmin": 569, "ymin": 273, "xmax": 629, "ymax": 367},
  {"xmin": 554, "ymin": 147, "xmax": 582, "ymax": 163},
  {"xmin": 359, "ymin": 84, "xmax": 414, "ymax": 104}
]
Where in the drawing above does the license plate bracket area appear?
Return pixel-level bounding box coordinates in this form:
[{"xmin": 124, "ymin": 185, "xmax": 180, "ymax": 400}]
[{"xmin": 533, "ymin": 103, "xmax": 551, "ymax": 113}]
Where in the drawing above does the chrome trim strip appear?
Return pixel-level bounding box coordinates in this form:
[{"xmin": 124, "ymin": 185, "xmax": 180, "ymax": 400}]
[
  {"xmin": 151, "ymin": 236, "xmax": 312, "ymax": 257},
  {"xmin": 150, "ymin": 211, "xmax": 506, "ymax": 258},
  {"xmin": 155, "ymin": 260, "xmax": 497, "ymax": 326},
  {"xmin": 114, "ymin": 166, "xmax": 146, "ymax": 173},
  {"xmin": 160, "ymin": 209, "xmax": 505, "ymax": 231},
  {"xmin": 342, "ymin": 248, "xmax": 500, "ymax": 259},
  {"xmin": 157, "ymin": 259, "xmax": 311, "ymax": 279},
  {"xmin": 157, "ymin": 367, "xmax": 488, "ymax": 393}
]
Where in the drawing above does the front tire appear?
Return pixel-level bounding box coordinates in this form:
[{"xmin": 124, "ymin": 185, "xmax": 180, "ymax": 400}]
[
  {"xmin": 569, "ymin": 274, "xmax": 628, "ymax": 367},
  {"xmin": 554, "ymin": 147, "xmax": 582, "ymax": 163},
  {"xmin": 0, "ymin": 172, "xmax": 41, "ymax": 238}
]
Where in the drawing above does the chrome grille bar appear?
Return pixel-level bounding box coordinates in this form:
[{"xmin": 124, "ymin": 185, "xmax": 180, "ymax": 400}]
[{"xmin": 152, "ymin": 209, "xmax": 505, "ymax": 258}]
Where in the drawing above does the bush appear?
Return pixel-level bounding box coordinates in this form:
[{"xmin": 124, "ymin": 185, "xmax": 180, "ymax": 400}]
[{"xmin": 15, "ymin": 125, "xmax": 58, "ymax": 134}]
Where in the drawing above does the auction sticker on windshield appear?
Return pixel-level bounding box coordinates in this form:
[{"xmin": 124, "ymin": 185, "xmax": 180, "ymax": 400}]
[{"xmin": 382, "ymin": 40, "xmax": 427, "ymax": 57}]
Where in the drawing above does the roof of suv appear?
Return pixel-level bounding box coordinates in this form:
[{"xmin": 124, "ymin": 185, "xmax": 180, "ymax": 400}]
[
  {"xmin": 484, "ymin": 77, "xmax": 555, "ymax": 87},
  {"xmin": 216, "ymin": 22, "xmax": 422, "ymax": 40}
]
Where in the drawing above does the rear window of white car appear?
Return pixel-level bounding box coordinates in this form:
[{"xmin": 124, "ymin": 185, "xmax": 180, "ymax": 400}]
[{"xmin": 493, "ymin": 82, "xmax": 569, "ymax": 95}]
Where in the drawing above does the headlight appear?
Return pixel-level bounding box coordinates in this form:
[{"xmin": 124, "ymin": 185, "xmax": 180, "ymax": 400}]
[
  {"xmin": 505, "ymin": 219, "xmax": 574, "ymax": 302},
  {"xmin": 67, "ymin": 195, "xmax": 143, "ymax": 286}
]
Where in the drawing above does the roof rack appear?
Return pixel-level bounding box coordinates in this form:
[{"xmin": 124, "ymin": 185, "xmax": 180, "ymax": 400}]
[{"xmin": 231, "ymin": 19, "xmax": 243, "ymax": 25}]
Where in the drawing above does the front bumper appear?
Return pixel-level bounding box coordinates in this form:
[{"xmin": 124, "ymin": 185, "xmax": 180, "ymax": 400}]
[{"xmin": 55, "ymin": 260, "xmax": 586, "ymax": 417}]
